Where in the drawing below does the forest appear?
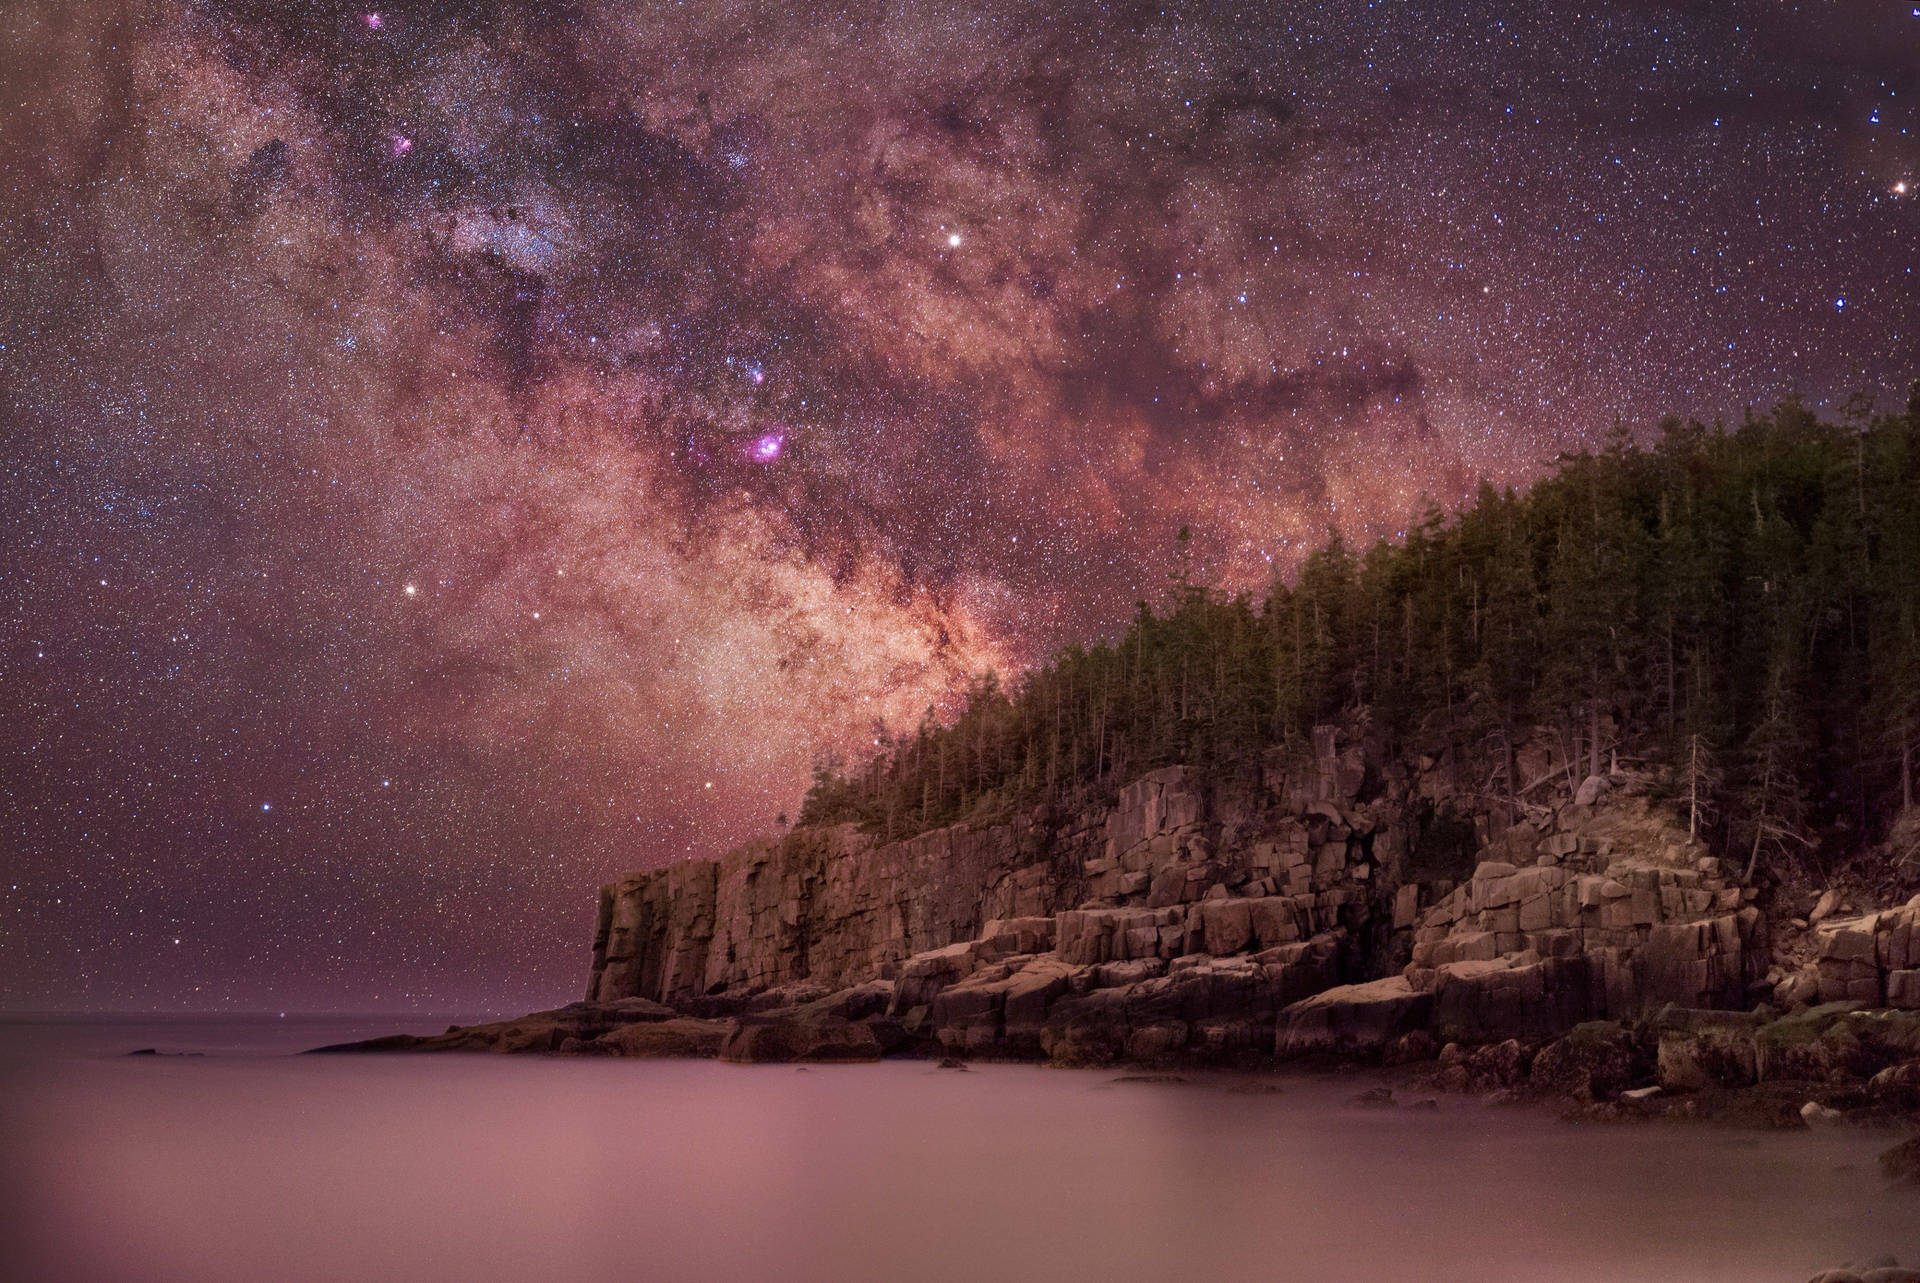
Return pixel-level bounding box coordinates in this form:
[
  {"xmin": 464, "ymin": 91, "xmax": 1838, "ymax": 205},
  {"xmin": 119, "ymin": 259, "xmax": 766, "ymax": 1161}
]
[{"xmin": 799, "ymin": 392, "xmax": 1920, "ymax": 882}]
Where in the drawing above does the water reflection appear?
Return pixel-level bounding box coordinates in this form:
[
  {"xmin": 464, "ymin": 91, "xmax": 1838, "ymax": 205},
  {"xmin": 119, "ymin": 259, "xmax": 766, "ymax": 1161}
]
[{"xmin": 0, "ymin": 1018, "xmax": 1910, "ymax": 1282}]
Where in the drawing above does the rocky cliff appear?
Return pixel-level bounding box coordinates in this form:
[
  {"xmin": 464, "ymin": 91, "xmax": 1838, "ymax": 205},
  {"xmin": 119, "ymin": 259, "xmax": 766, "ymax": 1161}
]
[
  {"xmin": 334, "ymin": 718, "xmax": 1920, "ymax": 1137},
  {"xmin": 579, "ymin": 722, "xmax": 1906, "ymax": 1066}
]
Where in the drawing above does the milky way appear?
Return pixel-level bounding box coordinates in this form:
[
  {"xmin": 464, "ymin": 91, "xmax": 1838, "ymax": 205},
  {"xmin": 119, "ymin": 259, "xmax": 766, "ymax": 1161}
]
[{"xmin": 3, "ymin": 0, "xmax": 1916, "ymax": 1010}]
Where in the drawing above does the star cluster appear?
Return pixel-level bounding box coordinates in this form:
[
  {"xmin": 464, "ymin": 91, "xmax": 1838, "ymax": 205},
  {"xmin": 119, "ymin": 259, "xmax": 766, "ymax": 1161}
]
[{"xmin": 2, "ymin": 0, "xmax": 1915, "ymax": 1010}]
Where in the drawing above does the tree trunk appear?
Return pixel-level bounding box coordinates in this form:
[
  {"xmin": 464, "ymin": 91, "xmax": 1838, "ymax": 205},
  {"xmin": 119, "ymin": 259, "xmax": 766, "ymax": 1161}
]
[
  {"xmin": 1588, "ymin": 689, "xmax": 1603, "ymax": 780},
  {"xmin": 1905, "ymin": 736, "xmax": 1914, "ymax": 813}
]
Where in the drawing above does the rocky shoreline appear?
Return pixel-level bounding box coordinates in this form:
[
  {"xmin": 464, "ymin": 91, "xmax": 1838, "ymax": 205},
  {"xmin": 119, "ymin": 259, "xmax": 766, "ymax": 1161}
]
[
  {"xmin": 311, "ymin": 989, "xmax": 1920, "ymax": 1139},
  {"xmin": 320, "ymin": 724, "xmax": 1920, "ymax": 1194}
]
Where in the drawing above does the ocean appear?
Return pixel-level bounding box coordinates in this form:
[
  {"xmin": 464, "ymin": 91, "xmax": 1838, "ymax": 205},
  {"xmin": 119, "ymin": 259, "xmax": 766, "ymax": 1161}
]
[{"xmin": 0, "ymin": 1015, "xmax": 1912, "ymax": 1282}]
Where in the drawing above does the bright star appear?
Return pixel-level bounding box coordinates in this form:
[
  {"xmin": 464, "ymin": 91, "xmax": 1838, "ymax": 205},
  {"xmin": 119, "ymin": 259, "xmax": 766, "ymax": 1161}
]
[
  {"xmin": 404, "ymin": 583, "xmax": 417, "ymax": 596},
  {"xmin": 947, "ymin": 232, "xmax": 962, "ymax": 248}
]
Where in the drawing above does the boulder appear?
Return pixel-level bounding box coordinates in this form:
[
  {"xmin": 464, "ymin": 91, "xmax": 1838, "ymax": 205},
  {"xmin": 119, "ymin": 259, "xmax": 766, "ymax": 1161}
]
[
  {"xmin": 573, "ymin": 1018, "xmax": 730, "ymax": 1058},
  {"xmin": 1657, "ymin": 1021, "xmax": 1759, "ymax": 1091},
  {"xmin": 1801, "ymin": 1101, "xmax": 1845, "ymax": 1127},
  {"xmin": 1880, "ymin": 1134, "xmax": 1920, "ymax": 1185},
  {"xmin": 1867, "ymin": 1061, "xmax": 1920, "ymax": 1109},
  {"xmin": 1530, "ymin": 1021, "xmax": 1637, "ymax": 1101},
  {"xmin": 1775, "ymin": 967, "xmax": 1821, "ymax": 1009},
  {"xmin": 1757, "ymin": 1006, "xmax": 1920, "ymax": 1083},
  {"xmin": 1466, "ymin": 1039, "xmax": 1530, "ymax": 1089},
  {"xmin": 719, "ymin": 1011, "xmax": 883, "ymax": 1063},
  {"xmin": 1278, "ymin": 976, "xmax": 1433, "ymax": 1057}
]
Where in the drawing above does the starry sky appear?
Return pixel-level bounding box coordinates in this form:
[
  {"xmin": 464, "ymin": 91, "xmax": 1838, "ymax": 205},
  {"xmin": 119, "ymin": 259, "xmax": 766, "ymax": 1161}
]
[{"xmin": 2, "ymin": 0, "xmax": 1915, "ymax": 1012}]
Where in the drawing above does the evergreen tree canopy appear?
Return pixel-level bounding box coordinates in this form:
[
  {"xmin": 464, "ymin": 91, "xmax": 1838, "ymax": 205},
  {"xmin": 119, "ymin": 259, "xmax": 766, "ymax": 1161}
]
[{"xmin": 799, "ymin": 396, "xmax": 1920, "ymax": 881}]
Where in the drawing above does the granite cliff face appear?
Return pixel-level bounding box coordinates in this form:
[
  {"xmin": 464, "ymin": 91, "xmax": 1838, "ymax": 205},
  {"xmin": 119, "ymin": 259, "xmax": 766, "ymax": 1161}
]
[
  {"xmin": 333, "ymin": 718, "xmax": 1920, "ymax": 1134},
  {"xmin": 577, "ymin": 723, "xmax": 1899, "ymax": 1067}
]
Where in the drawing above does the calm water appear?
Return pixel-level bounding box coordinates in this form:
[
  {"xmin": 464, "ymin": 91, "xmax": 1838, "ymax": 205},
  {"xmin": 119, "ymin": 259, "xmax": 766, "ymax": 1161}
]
[{"xmin": 1, "ymin": 1016, "xmax": 1914, "ymax": 1283}]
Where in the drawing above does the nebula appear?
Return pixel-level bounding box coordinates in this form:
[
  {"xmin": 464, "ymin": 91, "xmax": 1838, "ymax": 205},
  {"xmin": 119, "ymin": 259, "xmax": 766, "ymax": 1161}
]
[{"xmin": 1, "ymin": 0, "xmax": 1914, "ymax": 1009}]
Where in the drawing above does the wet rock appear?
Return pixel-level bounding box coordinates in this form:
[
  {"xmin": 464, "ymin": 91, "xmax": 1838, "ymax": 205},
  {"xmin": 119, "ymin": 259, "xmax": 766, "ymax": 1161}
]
[
  {"xmin": 568, "ymin": 1018, "xmax": 730, "ymax": 1058},
  {"xmin": 718, "ymin": 1010, "xmax": 883, "ymax": 1063},
  {"xmin": 1466, "ymin": 1039, "xmax": 1530, "ymax": 1090},
  {"xmin": 1655, "ymin": 1014, "xmax": 1761, "ymax": 1091},
  {"xmin": 1124, "ymin": 1023, "xmax": 1188, "ymax": 1062},
  {"xmin": 1867, "ymin": 1060, "xmax": 1920, "ymax": 1108},
  {"xmin": 1531, "ymin": 1021, "xmax": 1636, "ymax": 1101},
  {"xmin": 1278, "ymin": 976, "xmax": 1432, "ymax": 1057},
  {"xmin": 1757, "ymin": 1006, "xmax": 1920, "ymax": 1083},
  {"xmin": 1044, "ymin": 942, "xmax": 1336, "ymax": 1065},
  {"xmin": 1382, "ymin": 1029, "xmax": 1438, "ymax": 1066},
  {"xmin": 1431, "ymin": 956, "xmax": 1594, "ymax": 1045},
  {"xmin": 1879, "ymin": 1134, "xmax": 1920, "ymax": 1184},
  {"xmin": 311, "ymin": 999, "xmax": 687, "ymax": 1055},
  {"xmin": 1800, "ymin": 1101, "xmax": 1846, "ymax": 1127}
]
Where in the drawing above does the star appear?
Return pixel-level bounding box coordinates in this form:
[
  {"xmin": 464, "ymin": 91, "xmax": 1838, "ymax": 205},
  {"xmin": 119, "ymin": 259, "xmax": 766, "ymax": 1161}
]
[{"xmin": 8, "ymin": 0, "xmax": 1916, "ymax": 1013}]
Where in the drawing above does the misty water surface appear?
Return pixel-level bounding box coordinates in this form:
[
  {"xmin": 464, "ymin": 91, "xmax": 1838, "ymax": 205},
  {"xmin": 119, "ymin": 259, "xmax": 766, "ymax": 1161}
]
[{"xmin": 0, "ymin": 1016, "xmax": 1913, "ymax": 1282}]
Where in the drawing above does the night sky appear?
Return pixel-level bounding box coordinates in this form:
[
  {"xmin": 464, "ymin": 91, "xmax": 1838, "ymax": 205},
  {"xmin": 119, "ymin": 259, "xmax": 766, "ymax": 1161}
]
[{"xmin": 2, "ymin": 1, "xmax": 1915, "ymax": 1012}]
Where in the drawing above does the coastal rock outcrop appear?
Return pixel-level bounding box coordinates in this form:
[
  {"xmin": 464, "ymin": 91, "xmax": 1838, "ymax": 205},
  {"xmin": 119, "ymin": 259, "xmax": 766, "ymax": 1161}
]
[
  {"xmin": 341, "ymin": 721, "xmax": 1920, "ymax": 1108},
  {"xmin": 576, "ymin": 725, "xmax": 1809, "ymax": 1070},
  {"xmin": 310, "ymin": 999, "xmax": 729, "ymax": 1057},
  {"xmin": 1811, "ymin": 902, "xmax": 1920, "ymax": 1007}
]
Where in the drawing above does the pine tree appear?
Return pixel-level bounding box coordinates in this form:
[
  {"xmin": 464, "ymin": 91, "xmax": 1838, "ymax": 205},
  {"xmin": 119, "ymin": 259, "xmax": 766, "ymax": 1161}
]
[{"xmin": 789, "ymin": 396, "xmax": 1920, "ymax": 887}]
